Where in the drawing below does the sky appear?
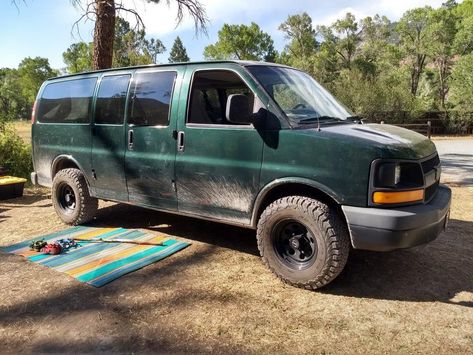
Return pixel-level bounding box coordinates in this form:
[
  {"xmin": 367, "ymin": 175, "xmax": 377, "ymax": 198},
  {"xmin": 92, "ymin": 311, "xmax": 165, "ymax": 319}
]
[{"xmin": 0, "ymin": 0, "xmax": 446, "ymax": 70}]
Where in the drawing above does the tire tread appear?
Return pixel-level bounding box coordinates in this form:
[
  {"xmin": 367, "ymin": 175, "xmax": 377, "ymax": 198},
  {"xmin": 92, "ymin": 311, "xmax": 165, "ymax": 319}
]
[{"xmin": 256, "ymin": 195, "xmax": 350, "ymax": 290}]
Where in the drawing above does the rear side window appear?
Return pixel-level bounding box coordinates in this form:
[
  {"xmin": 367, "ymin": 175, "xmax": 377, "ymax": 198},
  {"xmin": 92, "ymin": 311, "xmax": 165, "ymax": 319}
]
[
  {"xmin": 95, "ymin": 75, "xmax": 130, "ymax": 125},
  {"xmin": 128, "ymin": 71, "xmax": 176, "ymax": 126},
  {"xmin": 37, "ymin": 77, "xmax": 96, "ymax": 124}
]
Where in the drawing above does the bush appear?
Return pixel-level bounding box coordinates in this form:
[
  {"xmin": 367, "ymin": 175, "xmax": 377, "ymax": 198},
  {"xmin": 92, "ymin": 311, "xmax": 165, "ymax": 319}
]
[
  {"xmin": 445, "ymin": 111, "xmax": 473, "ymax": 134},
  {"xmin": 0, "ymin": 122, "xmax": 32, "ymax": 180}
]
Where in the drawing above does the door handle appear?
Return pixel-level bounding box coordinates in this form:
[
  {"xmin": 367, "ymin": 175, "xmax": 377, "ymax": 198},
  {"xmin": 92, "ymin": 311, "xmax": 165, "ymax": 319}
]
[
  {"xmin": 177, "ymin": 131, "xmax": 185, "ymax": 152},
  {"xmin": 128, "ymin": 129, "xmax": 134, "ymax": 150}
]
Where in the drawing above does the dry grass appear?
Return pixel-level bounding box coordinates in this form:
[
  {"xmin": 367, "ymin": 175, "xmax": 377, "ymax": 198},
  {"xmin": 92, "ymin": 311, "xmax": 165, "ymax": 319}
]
[
  {"xmin": 0, "ymin": 185, "xmax": 472, "ymax": 353},
  {"xmin": 11, "ymin": 120, "xmax": 31, "ymax": 143}
]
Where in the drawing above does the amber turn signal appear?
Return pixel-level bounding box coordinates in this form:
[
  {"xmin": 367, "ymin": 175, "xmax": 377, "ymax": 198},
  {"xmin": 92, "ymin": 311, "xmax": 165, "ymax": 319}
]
[{"xmin": 372, "ymin": 189, "xmax": 424, "ymax": 204}]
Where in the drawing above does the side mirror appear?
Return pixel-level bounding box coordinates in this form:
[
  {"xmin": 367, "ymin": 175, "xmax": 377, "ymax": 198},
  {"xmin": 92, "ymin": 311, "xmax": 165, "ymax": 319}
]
[{"xmin": 226, "ymin": 94, "xmax": 252, "ymax": 124}]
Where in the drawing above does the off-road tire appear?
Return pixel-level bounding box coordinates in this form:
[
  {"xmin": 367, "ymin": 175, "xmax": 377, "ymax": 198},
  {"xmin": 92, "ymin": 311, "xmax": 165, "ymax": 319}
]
[
  {"xmin": 52, "ymin": 168, "xmax": 98, "ymax": 225},
  {"xmin": 256, "ymin": 196, "xmax": 350, "ymax": 290}
]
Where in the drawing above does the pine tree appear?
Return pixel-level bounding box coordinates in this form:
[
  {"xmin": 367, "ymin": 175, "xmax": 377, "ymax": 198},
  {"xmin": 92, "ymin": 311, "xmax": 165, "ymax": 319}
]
[{"xmin": 168, "ymin": 36, "xmax": 190, "ymax": 63}]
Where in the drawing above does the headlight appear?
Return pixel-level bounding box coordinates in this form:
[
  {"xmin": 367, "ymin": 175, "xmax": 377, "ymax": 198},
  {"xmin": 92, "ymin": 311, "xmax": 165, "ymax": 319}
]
[
  {"xmin": 374, "ymin": 162, "xmax": 423, "ymax": 189},
  {"xmin": 370, "ymin": 160, "xmax": 424, "ymax": 205}
]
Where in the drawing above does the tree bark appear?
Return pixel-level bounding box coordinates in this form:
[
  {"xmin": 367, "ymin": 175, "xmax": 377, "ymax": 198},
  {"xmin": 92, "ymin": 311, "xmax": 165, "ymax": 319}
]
[
  {"xmin": 411, "ymin": 53, "xmax": 426, "ymax": 96},
  {"xmin": 93, "ymin": 0, "xmax": 116, "ymax": 70}
]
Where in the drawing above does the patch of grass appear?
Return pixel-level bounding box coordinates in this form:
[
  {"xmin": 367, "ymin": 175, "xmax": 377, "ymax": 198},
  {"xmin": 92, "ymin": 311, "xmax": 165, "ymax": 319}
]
[{"xmin": 12, "ymin": 120, "xmax": 31, "ymax": 144}]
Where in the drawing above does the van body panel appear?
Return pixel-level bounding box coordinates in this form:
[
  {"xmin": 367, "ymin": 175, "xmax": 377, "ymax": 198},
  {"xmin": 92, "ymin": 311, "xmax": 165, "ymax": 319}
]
[
  {"xmin": 32, "ymin": 123, "xmax": 93, "ymax": 187},
  {"xmin": 174, "ymin": 64, "xmax": 264, "ymax": 224},
  {"xmin": 32, "ymin": 74, "xmax": 99, "ymax": 188},
  {"xmin": 90, "ymin": 73, "xmax": 131, "ymax": 201},
  {"xmin": 124, "ymin": 67, "xmax": 185, "ymax": 210}
]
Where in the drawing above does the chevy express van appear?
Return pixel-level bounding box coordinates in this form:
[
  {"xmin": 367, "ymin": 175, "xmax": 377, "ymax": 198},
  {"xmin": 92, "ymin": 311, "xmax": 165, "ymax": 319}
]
[{"xmin": 31, "ymin": 61, "xmax": 451, "ymax": 289}]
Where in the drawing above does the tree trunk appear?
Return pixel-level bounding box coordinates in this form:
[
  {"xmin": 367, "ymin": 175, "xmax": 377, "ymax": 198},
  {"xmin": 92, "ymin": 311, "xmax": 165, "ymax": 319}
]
[
  {"xmin": 93, "ymin": 0, "xmax": 116, "ymax": 70},
  {"xmin": 411, "ymin": 54, "xmax": 426, "ymax": 96}
]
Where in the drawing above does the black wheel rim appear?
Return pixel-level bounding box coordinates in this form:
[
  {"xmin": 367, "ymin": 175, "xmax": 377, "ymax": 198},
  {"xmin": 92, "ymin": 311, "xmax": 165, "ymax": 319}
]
[
  {"xmin": 57, "ymin": 182, "xmax": 76, "ymax": 214},
  {"xmin": 272, "ymin": 219, "xmax": 317, "ymax": 270}
]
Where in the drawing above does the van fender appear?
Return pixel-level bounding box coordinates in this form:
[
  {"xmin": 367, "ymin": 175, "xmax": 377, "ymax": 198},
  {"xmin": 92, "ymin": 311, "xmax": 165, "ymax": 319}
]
[
  {"xmin": 250, "ymin": 177, "xmax": 343, "ymax": 228},
  {"xmin": 51, "ymin": 155, "xmax": 93, "ymax": 192}
]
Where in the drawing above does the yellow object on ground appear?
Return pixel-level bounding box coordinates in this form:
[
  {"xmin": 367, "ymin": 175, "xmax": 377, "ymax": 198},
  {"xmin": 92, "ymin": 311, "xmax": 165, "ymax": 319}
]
[{"xmin": 0, "ymin": 176, "xmax": 27, "ymax": 185}]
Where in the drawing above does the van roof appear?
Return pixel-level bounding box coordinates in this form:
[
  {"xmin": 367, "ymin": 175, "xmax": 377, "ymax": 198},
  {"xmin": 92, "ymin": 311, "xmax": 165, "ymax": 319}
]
[{"xmin": 49, "ymin": 60, "xmax": 291, "ymax": 81}]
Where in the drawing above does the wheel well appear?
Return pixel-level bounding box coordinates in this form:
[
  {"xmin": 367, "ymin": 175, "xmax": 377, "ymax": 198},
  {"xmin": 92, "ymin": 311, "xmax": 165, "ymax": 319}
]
[
  {"xmin": 253, "ymin": 183, "xmax": 343, "ymax": 226},
  {"xmin": 52, "ymin": 158, "xmax": 80, "ymax": 179}
]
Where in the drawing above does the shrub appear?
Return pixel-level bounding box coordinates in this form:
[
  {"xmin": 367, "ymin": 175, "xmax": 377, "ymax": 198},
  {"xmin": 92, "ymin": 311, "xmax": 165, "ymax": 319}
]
[
  {"xmin": 445, "ymin": 111, "xmax": 473, "ymax": 134},
  {"xmin": 0, "ymin": 122, "xmax": 32, "ymax": 180}
]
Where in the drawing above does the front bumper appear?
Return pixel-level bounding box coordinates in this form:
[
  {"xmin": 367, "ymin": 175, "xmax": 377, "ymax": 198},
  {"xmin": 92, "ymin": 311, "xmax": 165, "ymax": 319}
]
[
  {"xmin": 30, "ymin": 172, "xmax": 38, "ymax": 185},
  {"xmin": 342, "ymin": 185, "xmax": 451, "ymax": 251}
]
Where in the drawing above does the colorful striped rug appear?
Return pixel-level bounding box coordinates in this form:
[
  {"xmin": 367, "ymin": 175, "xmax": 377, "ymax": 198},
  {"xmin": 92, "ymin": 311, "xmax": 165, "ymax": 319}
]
[{"xmin": 1, "ymin": 226, "xmax": 189, "ymax": 287}]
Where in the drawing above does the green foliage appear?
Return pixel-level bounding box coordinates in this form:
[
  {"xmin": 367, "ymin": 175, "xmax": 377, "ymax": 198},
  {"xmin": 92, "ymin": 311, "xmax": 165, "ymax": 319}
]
[
  {"xmin": 0, "ymin": 123, "xmax": 32, "ymax": 180},
  {"xmin": 0, "ymin": 69, "xmax": 28, "ymax": 120},
  {"xmin": 449, "ymin": 52, "xmax": 473, "ymax": 110},
  {"xmin": 444, "ymin": 110, "xmax": 473, "ymax": 134},
  {"xmin": 168, "ymin": 36, "xmax": 190, "ymax": 63},
  {"xmin": 330, "ymin": 67, "xmax": 418, "ymax": 120},
  {"xmin": 63, "ymin": 42, "xmax": 93, "ymax": 73},
  {"xmin": 0, "ymin": 57, "xmax": 56, "ymax": 120},
  {"xmin": 396, "ymin": 7, "xmax": 434, "ymax": 96},
  {"xmin": 63, "ymin": 17, "xmax": 166, "ymax": 73},
  {"xmin": 113, "ymin": 17, "xmax": 165, "ymax": 67},
  {"xmin": 278, "ymin": 13, "xmax": 317, "ymax": 65},
  {"xmin": 272, "ymin": 5, "xmax": 473, "ymax": 121},
  {"xmin": 204, "ymin": 23, "xmax": 277, "ymax": 62},
  {"xmin": 18, "ymin": 57, "xmax": 57, "ymax": 104}
]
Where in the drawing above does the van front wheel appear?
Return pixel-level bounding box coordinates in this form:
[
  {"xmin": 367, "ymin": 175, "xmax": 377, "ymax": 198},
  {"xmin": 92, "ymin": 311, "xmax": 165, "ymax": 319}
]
[
  {"xmin": 256, "ymin": 196, "xmax": 350, "ymax": 290},
  {"xmin": 52, "ymin": 168, "xmax": 98, "ymax": 225}
]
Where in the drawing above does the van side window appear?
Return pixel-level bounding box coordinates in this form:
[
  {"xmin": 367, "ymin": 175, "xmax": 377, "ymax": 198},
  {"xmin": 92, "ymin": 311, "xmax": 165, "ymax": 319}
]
[
  {"xmin": 95, "ymin": 75, "xmax": 130, "ymax": 125},
  {"xmin": 128, "ymin": 71, "xmax": 176, "ymax": 126},
  {"xmin": 37, "ymin": 78, "xmax": 96, "ymax": 124},
  {"xmin": 188, "ymin": 70, "xmax": 254, "ymax": 125}
]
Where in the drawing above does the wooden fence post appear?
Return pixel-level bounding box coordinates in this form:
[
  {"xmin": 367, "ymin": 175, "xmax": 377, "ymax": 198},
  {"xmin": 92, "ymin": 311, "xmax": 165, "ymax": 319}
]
[{"xmin": 427, "ymin": 120, "xmax": 431, "ymax": 139}]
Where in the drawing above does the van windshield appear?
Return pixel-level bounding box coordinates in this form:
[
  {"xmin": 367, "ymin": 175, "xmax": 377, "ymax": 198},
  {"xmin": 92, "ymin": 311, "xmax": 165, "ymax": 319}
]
[{"xmin": 247, "ymin": 66, "xmax": 353, "ymax": 124}]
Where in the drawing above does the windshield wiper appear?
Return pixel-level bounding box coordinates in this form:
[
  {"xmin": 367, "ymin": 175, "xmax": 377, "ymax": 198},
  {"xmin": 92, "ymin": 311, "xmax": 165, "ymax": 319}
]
[{"xmin": 298, "ymin": 116, "xmax": 344, "ymax": 124}]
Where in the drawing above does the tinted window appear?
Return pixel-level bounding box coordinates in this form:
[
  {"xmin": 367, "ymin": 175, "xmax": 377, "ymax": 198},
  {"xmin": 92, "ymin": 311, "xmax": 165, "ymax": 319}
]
[
  {"xmin": 129, "ymin": 71, "xmax": 176, "ymax": 126},
  {"xmin": 95, "ymin": 75, "xmax": 130, "ymax": 125},
  {"xmin": 38, "ymin": 78, "xmax": 96, "ymax": 123},
  {"xmin": 188, "ymin": 70, "xmax": 254, "ymax": 125}
]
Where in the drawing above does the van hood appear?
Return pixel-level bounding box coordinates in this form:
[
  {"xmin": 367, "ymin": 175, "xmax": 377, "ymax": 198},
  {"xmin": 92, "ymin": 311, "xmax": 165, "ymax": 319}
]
[{"xmin": 310, "ymin": 123, "xmax": 437, "ymax": 159}]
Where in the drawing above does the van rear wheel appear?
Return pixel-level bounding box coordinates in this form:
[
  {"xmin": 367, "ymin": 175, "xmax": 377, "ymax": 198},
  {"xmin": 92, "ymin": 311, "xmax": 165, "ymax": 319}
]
[
  {"xmin": 256, "ymin": 196, "xmax": 350, "ymax": 290},
  {"xmin": 52, "ymin": 168, "xmax": 98, "ymax": 225}
]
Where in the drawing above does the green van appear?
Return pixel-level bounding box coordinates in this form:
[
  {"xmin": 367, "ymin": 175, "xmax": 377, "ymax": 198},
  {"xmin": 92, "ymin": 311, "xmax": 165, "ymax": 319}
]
[{"xmin": 31, "ymin": 61, "xmax": 451, "ymax": 289}]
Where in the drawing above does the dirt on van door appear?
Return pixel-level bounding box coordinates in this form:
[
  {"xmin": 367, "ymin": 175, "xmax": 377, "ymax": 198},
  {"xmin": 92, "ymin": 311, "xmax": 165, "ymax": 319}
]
[{"xmin": 0, "ymin": 185, "xmax": 472, "ymax": 353}]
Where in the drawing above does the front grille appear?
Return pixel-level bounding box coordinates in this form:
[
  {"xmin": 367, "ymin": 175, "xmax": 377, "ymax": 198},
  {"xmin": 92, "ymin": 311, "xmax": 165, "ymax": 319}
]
[
  {"xmin": 425, "ymin": 181, "xmax": 439, "ymax": 202},
  {"xmin": 422, "ymin": 154, "xmax": 440, "ymax": 203},
  {"xmin": 421, "ymin": 154, "xmax": 440, "ymax": 174}
]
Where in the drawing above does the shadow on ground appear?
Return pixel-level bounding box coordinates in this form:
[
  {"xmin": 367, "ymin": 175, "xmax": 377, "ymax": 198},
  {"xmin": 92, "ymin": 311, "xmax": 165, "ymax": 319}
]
[
  {"xmin": 324, "ymin": 218, "xmax": 473, "ymax": 307},
  {"xmin": 0, "ymin": 208, "xmax": 10, "ymax": 223},
  {"xmin": 0, "ymin": 244, "xmax": 238, "ymax": 353},
  {"xmin": 0, "ymin": 190, "xmax": 51, "ymax": 207},
  {"xmin": 440, "ymin": 153, "xmax": 473, "ymax": 186},
  {"xmin": 91, "ymin": 203, "xmax": 473, "ymax": 306},
  {"xmin": 90, "ymin": 203, "xmax": 259, "ymax": 256}
]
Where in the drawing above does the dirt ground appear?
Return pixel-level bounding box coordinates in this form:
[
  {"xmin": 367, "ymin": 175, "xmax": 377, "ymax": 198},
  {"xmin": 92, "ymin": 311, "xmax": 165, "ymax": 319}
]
[{"xmin": 0, "ymin": 184, "xmax": 472, "ymax": 354}]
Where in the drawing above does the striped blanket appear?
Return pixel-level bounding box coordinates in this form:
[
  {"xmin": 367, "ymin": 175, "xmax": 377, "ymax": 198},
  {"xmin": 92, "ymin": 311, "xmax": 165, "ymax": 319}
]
[{"xmin": 1, "ymin": 226, "xmax": 189, "ymax": 287}]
